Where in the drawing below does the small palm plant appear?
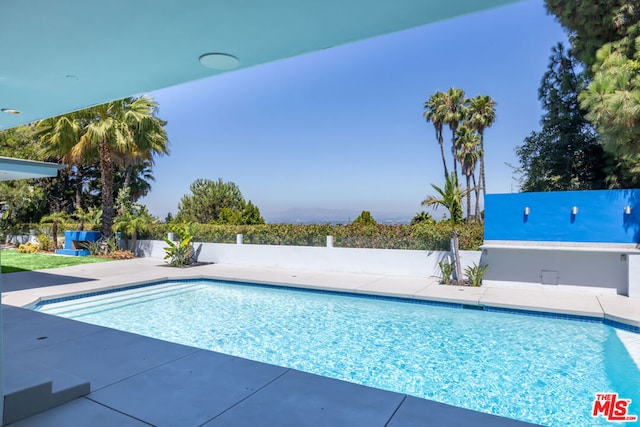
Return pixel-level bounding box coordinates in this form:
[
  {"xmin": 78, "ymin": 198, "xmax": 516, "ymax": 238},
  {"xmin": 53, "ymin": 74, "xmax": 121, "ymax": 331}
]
[
  {"xmin": 422, "ymin": 173, "xmax": 468, "ymax": 283},
  {"xmin": 112, "ymin": 206, "xmax": 155, "ymax": 252},
  {"xmin": 39, "ymin": 211, "xmax": 70, "ymax": 250}
]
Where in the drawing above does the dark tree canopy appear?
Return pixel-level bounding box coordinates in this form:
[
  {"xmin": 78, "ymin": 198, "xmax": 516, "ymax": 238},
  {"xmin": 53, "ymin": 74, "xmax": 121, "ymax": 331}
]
[
  {"xmin": 545, "ymin": 0, "xmax": 639, "ymax": 68},
  {"xmin": 516, "ymin": 44, "xmax": 608, "ymax": 192},
  {"xmin": 543, "ymin": 1, "xmax": 640, "ymax": 176}
]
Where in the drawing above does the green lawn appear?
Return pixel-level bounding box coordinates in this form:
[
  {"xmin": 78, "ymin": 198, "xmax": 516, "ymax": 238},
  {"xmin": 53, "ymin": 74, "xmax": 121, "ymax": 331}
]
[{"xmin": 1, "ymin": 250, "xmax": 112, "ymax": 273}]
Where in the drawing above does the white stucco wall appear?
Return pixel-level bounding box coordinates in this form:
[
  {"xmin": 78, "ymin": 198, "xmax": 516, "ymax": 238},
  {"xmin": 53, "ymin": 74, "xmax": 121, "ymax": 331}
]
[
  {"xmin": 481, "ymin": 244, "xmax": 632, "ymax": 295},
  {"xmin": 135, "ymin": 240, "xmax": 481, "ymax": 278}
]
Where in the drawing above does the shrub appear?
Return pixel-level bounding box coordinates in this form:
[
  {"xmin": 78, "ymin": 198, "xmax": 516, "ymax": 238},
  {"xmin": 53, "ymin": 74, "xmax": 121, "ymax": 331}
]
[
  {"xmin": 17, "ymin": 242, "xmax": 41, "ymax": 253},
  {"xmin": 464, "ymin": 262, "xmax": 489, "ymax": 287},
  {"xmin": 438, "ymin": 259, "xmax": 455, "ymax": 284},
  {"xmin": 37, "ymin": 234, "xmax": 55, "ymax": 252},
  {"xmin": 107, "ymin": 250, "xmax": 135, "ymax": 260},
  {"xmin": 163, "ymin": 222, "xmax": 194, "ymax": 266}
]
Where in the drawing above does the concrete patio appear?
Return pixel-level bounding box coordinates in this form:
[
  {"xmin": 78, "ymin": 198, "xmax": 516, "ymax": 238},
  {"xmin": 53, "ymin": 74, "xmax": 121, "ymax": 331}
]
[{"xmin": 2, "ymin": 257, "xmax": 640, "ymax": 426}]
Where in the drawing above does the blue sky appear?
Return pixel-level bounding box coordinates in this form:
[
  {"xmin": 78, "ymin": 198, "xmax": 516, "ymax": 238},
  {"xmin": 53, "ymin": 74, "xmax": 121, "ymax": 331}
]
[{"xmin": 141, "ymin": 0, "xmax": 567, "ymax": 222}]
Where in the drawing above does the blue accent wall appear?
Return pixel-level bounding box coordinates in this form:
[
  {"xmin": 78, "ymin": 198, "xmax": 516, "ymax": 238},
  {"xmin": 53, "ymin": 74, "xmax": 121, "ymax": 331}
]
[{"xmin": 484, "ymin": 189, "xmax": 640, "ymax": 243}]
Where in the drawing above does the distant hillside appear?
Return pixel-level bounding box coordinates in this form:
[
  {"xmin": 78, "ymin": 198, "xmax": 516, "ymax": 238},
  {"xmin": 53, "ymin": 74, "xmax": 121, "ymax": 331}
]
[{"xmin": 263, "ymin": 208, "xmax": 411, "ymax": 225}]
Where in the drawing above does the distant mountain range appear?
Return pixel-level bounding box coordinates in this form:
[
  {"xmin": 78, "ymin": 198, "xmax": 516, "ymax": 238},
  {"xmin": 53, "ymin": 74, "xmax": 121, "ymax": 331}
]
[{"xmin": 262, "ymin": 208, "xmax": 412, "ymax": 225}]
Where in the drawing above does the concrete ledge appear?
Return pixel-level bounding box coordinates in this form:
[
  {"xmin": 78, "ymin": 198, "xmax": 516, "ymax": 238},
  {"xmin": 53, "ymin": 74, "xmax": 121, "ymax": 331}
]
[{"xmin": 4, "ymin": 359, "xmax": 90, "ymax": 425}]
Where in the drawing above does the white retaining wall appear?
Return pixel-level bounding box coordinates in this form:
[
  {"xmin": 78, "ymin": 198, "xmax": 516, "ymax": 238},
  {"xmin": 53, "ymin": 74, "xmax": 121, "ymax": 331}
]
[
  {"xmin": 5, "ymin": 235, "xmax": 38, "ymax": 246},
  {"xmin": 481, "ymin": 242, "xmax": 636, "ymax": 296},
  {"xmin": 135, "ymin": 240, "xmax": 481, "ymax": 278}
]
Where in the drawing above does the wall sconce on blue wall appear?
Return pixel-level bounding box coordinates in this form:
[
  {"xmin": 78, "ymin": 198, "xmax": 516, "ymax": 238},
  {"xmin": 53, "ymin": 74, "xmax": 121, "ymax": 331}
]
[
  {"xmin": 571, "ymin": 206, "xmax": 579, "ymax": 215},
  {"xmin": 524, "ymin": 207, "xmax": 530, "ymax": 216},
  {"xmin": 624, "ymin": 205, "xmax": 632, "ymax": 215}
]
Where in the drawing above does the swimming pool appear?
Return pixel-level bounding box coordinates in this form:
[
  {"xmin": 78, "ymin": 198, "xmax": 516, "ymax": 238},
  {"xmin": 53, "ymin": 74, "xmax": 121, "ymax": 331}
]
[{"xmin": 36, "ymin": 279, "xmax": 640, "ymax": 426}]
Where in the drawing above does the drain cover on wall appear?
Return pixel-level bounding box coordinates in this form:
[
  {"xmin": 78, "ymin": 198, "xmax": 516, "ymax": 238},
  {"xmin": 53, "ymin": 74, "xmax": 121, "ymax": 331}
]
[{"xmin": 541, "ymin": 270, "xmax": 558, "ymax": 285}]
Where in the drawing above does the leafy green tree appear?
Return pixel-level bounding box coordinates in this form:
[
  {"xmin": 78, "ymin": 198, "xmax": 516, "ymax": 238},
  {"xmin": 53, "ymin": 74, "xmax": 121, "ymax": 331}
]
[
  {"xmin": 0, "ymin": 180, "xmax": 47, "ymax": 227},
  {"xmin": 544, "ymin": 1, "xmax": 640, "ymax": 180},
  {"xmin": 423, "ymin": 91, "xmax": 449, "ymax": 178},
  {"xmin": 218, "ymin": 201, "xmax": 264, "ymax": 225},
  {"xmin": 177, "ymin": 178, "xmax": 264, "ymax": 225},
  {"xmin": 410, "ymin": 211, "xmax": 435, "ymax": 226},
  {"xmin": 579, "ymin": 37, "xmax": 640, "ymax": 158},
  {"xmin": 37, "ymin": 96, "xmax": 169, "ymax": 238},
  {"xmin": 240, "ymin": 201, "xmax": 265, "ymax": 225},
  {"xmin": 422, "ymin": 173, "xmax": 468, "ymax": 282},
  {"xmin": 544, "ymin": 0, "xmax": 638, "ymax": 68},
  {"xmin": 0, "ymin": 126, "xmax": 49, "ymax": 225},
  {"xmin": 352, "ymin": 211, "xmax": 377, "ymax": 226},
  {"xmin": 466, "ymin": 94, "xmax": 496, "ymax": 200},
  {"xmin": 0, "ymin": 125, "xmax": 43, "ymax": 160},
  {"xmin": 516, "ymin": 43, "xmax": 608, "ymax": 191}
]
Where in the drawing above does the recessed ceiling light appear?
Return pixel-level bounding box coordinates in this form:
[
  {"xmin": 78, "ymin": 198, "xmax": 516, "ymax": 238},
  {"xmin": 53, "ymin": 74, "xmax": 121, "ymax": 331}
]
[
  {"xmin": 1, "ymin": 108, "xmax": 21, "ymax": 115},
  {"xmin": 199, "ymin": 53, "xmax": 240, "ymax": 71}
]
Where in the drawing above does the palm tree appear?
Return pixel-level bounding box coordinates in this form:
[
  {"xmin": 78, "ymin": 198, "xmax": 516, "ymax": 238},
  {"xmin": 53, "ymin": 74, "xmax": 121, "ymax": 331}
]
[
  {"xmin": 73, "ymin": 206, "xmax": 102, "ymax": 231},
  {"xmin": 40, "ymin": 211, "xmax": 70, "ymax": 250},
  {"xmin": 456, "ymin": 126, "xmax": 481, "ymax": 221},
  {"xmin": 422, "ymin": 173, "xmax": 468, "ymax": 282},
  {"xmin": 116, "ymin": 161, "xmax": 155, "ymax": 202},
  {"xmin": 112, "ymin": 208, "xmax": 155, "ymax": 253},
  {"xmin": 466, "ymin": 95, "xmax": 496, "ymax": 204},
  {"xmin": 424, "ymin": 91, "xmax": 449, "ymax": 178},
  {"xmin": 442, "ymin": 88, "xmax": 467, "ymax": 181},
  {"xmin": 37, "ymin": 96, "xmax": 169, "ymax": 238}
]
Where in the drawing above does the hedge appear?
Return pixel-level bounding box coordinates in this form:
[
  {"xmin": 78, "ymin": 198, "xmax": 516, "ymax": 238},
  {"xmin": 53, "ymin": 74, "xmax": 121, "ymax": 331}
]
[
  {"xmin": 142, "ymin": 222, "xmax": 484, "ymax": 251},
  {"xmin": 6, "ymin": 222, "xmax": 484, "ymax": 251}
]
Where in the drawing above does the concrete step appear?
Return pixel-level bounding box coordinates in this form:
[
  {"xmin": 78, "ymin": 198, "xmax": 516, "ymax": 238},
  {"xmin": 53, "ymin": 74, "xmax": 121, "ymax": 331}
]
[
  {"xmin": 3, "ymin": 358, "xmax": 90, "ymax": 425},
  {"xmin": 39, "ymin": 282, "xmax": 207, "ymax": 318}
]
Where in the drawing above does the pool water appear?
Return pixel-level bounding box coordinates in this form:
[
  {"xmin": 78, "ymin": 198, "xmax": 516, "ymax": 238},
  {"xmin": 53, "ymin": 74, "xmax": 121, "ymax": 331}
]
[{"xmin": 37, "ymin": 280, "xmax": 640, "ymax": 426}]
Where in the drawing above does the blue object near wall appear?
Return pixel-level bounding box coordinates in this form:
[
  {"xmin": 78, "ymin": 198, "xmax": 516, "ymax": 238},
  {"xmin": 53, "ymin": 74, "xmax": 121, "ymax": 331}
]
[
  {"xmin": 56, "ymin": 230, "xmax": 101, "ymax": 256},
  {"xmin": 484, "ymin": 189, "xmax": 640, "ymax": 244}
]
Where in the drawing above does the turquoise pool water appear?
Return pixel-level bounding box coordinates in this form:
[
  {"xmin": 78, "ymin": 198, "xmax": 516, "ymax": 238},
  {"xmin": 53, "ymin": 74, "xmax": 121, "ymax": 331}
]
[{"xmin": 37, "ymin": 280, "xmax": 640, "ymax": 426}]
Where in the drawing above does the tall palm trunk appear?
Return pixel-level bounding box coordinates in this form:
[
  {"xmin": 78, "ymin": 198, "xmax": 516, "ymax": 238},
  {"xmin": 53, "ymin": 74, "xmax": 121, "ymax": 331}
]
[
  {"xmin": 131, "ymin": 230, "xmax": 137, "ymax": 254},
  {"xmin": 52, "ymin": 221, "xmax": 58, "ymax": 251},
  {"xmin": 479, "ymin": 131, "xmax": 486, "ymax": 200},
  {"xmin": 465, "ymin": 173, "xmax": 471, "ymax": 221},
  {"xmin": 75, "ymin": 167, "xmax": 83, "ymax": 209},
  {"xmin": 451, "ymin": 229, "xmax": 463, "ymax": 283},
  {"xmin": 450, "ymin": 124, "xmax": 459, "ymax": 181},
  {"xmin": 472, "ymin": 173, "xmax": 481, "ymax": 223},
  {"xmin": 99, "ymin": 139, "xmax": 114, "ymax": 238},
  {"xmin": 437, "ymin": 131, "xmax": 448, "ymax": 178},
  {"xmin": 123, "ymin": 164, "xmax": 133, "ymax": 193}
]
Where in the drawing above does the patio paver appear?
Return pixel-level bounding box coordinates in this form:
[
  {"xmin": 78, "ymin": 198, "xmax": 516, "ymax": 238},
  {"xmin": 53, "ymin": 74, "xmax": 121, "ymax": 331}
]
[{"xmin": 2, "ymin": 256, "xmax": 638, "ymax": 426}]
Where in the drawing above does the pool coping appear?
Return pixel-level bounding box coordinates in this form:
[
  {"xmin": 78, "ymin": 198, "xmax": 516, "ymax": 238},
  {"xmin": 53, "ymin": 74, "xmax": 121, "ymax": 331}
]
[
  {"xmin": 32, "ymin": 275, "xmax": 640, "ymax": 334},
  {"xmin": 7, "ymin": 258, "xmax": 638, "ymax": 333}
]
